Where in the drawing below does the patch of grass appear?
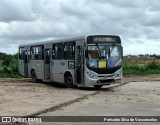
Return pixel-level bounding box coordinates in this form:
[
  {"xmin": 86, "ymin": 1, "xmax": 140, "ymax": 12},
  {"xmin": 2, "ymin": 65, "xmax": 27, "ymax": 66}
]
[
  {"xmin": 0, "ymin": 72, "xmax": 23, "ymax": 78},
  {"xmin": 123, "ymin": 61, "xmax": 160, "ymax": 75}
]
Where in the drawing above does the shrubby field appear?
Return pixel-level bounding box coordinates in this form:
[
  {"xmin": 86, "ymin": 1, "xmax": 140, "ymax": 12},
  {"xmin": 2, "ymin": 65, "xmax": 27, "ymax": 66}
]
[
  {"xmin": 0, "ymin": 52, "xmax": 160, "ymax": 78},
  {"xmin": 0, "ymin": 53, "xmax": 22, "ymax": 78},
  {"xmin": 123, "ymin": 57, "xmax": 160, "ymax": 75}
]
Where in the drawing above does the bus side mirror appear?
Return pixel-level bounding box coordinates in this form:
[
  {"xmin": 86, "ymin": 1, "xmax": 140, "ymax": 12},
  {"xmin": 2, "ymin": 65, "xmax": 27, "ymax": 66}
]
[{"xmin": 85, "ymin": 50, "xmax": 88, "ymax": 58}]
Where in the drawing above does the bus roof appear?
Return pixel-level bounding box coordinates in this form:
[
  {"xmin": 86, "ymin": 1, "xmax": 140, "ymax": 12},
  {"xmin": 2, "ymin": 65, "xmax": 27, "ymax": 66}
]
[
  {"xmin": 19, "ymin": 35, "xmax": 86, "ymax": 47},
  {"xmin": 19, "ymin": 34, "xmax": 120, "ymax": 47}
]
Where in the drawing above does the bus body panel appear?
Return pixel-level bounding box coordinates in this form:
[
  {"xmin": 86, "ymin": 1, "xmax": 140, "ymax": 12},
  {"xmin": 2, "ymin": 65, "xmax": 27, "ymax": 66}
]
[
  {"xmin": 19, "ymin": 60, "xmax": 25, "ymax": 76},
  {"xmin": 29, "ymin": 60, "xmax": 44, "ymax": 80},
  {"xmin": 51, "ymin": 60, "xmax": 75, "ymax": 84}
]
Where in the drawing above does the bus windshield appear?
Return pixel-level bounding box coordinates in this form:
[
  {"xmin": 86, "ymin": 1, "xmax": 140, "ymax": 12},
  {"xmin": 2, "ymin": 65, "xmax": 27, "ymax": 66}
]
[{"xmin": 86, "ymin": 45, "xmax": 122, "ymax": 68}]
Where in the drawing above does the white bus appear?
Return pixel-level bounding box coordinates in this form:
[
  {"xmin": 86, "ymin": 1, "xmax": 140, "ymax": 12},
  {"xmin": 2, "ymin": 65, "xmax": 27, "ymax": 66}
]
[{"xmin": 19, "ymin": 35, "xmax": 123, "ymax": 89}]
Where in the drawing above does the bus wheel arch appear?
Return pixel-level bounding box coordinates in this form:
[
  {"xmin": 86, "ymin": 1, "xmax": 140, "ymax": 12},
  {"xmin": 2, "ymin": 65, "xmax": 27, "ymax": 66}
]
[
  {"xmin": 31, "ymin": 69, "xmax": 38, "ymax": 83},
  {"xmin": 64, "ymin": 71, "xmax": 74, "ymax": 88}
]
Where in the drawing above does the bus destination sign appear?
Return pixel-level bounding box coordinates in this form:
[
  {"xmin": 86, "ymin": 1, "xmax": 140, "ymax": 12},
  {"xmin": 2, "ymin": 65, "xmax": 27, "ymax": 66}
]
[
  {"xmin": 93, "ymin": 37, "xmax": 116, "ymax": 42},
  {"xmin": 87, "ymin": 36, "xmax": 121, "ymax": 44}
]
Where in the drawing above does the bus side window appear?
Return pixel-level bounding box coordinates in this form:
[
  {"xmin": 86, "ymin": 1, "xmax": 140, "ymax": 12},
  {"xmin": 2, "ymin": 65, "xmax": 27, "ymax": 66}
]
[
  {"xmin": 35, "ymin": 47, "xmax": 38, "ymax": 59},
  {"xmin": 53, "ymin": 43, "xmax": 63, "ymax": 60},
  {"xmin": 19, "ymin": 47, "xmax": 24, "ymax": 60},
  {"xmin": 64, "ymin": 42, "xmax": 75, "ymax": 60},
  {"xmin": 77, "ymin": 46, "xmax": 82, "ymax": 64},
  {"xmin": 24, "ymin": 51, "xmax": 28, "ymax": 63},
  {"xmin": 52, "ymin": 44, "xmax": 55, "ymax": 59},
  {"xmin": 35, "ymin": 46, "xmax": 44, "ymax": 60},
  {"xmin": 45, "ymin": 49, "xmax": 50, "ymax": 64},
  {"xmin": 39, "ymin": 46, "xmax": 44, "ymax": 60},
  {"xmin": 30, "ymin": 46, "xmax": 35, "ymax": 60}
]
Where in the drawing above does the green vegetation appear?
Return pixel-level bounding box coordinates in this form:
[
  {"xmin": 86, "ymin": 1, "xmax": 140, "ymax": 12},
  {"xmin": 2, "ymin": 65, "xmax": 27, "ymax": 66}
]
[
  {"xmin": 123, "ymin": 60, "xmax": 160, "ymax": 75},
  {"xmin": 0, "ymin": 52, "xmax": 22, "ymax": 78},
  {"xmin": 1, "ymin": 52, "xmax": 160, "ymax": 78}
]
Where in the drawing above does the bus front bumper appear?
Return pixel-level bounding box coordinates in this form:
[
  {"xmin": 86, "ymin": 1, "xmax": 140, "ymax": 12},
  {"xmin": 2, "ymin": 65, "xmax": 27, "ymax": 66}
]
[
  {"xmin": 84, "ymin": 70, "xmax": 122, "ymax": 86},
  {"xmin": 85, "ymin": 77, "xmax": 121, "ymax": 86}
]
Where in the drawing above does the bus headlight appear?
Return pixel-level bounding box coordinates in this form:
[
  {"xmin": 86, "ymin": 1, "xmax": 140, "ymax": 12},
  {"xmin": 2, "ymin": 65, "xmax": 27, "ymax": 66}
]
[
  {"xmin": 87, "ymin": 72, "xmax": 97, "ymax": 79},
  {"xmin": 114, "ymin": 71, "xmax": 121, "ymax": 78},
  {"xmin": 115, "ymin": 73, "xmax": 120, "ymax": 77}
]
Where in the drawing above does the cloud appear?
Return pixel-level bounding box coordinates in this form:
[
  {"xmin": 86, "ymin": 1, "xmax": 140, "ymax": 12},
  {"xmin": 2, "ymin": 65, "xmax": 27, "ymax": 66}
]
[
  {"xmin": 142, "ymin": 11, "xmax": 160, "ymax": 27},
  {"xmin": 123, "ymin": 39, "xmax": 160, "ymax": 55},
  {"xmin": 0, "ymin": 0, "xmax": 35, "ymax": 22},
  {"xmin": 0, "ymin": 0, "xmax": 160, "ymax": 54}
]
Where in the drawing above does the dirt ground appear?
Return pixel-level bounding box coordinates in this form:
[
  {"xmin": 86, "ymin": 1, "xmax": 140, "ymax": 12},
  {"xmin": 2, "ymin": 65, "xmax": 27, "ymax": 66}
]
[
  {"xmin": 35, "ymin": 81, "xmax": 160, "ymax": 125},
  {"xmin": 0, "ymin": 75, "xmax": 160, "ymax": 125},
  {"xmin": 122, "ymin": 74, "xmax": 160, "ymax": 83}
]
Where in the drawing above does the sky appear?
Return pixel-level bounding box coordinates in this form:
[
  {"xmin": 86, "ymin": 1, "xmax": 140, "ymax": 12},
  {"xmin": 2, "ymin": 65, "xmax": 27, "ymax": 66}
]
[{"xmin": 0, "ymin": 0, "xmax": 160, "ymax": 55}]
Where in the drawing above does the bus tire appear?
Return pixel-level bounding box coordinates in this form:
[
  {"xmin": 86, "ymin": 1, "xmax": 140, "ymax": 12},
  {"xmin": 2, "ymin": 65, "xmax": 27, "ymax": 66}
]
[
  {"xmin": 93, "ymin": 85, "xmax": 103, "ymax": 89},
  {"xmin": 31, "ymin": 70, "xmax": 38, "ymax": 83},
  {"xmin": 64, "ymin": 73, "xmax": 73, "ymax": 88},
  {"xmin": 37, "ymin": 79, "xmax": 43, "ymax": 83}
]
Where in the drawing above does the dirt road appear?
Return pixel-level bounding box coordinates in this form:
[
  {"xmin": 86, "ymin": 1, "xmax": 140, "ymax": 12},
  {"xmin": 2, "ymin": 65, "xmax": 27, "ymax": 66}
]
[
  {"xmin": 33, "ymin": 81, "xmax": 159, "ymax": 125},
  {"xmin": 0, "ymin": 75, "xmax": 160, "ymax": 125}
]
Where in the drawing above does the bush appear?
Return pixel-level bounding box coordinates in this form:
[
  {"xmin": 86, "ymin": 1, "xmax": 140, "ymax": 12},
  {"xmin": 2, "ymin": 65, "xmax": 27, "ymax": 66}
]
[
  {"xmin": 146, "ymin": 60, "xmax": 160, "ymax": 70},
  {"xmin": 123, "ymin": 61, "xmax": 160, "ymax": 75},
  {"xmin": 0, "ymin": 53, "xmax": 22, "ymax": 78}
]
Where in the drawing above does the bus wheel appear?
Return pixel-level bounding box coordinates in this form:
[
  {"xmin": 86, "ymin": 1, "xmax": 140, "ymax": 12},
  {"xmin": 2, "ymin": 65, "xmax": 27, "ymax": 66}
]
[
  {"xmin": 31, "ymin": 70, "xmax": 38, "ymax": 83},
  {"xmin": 93, "ymin": 85, "xmax": 103, "ymax": 89},
  {"xmin": 65, "ymin": 73, "xmax": 73, "ymax": 88}
]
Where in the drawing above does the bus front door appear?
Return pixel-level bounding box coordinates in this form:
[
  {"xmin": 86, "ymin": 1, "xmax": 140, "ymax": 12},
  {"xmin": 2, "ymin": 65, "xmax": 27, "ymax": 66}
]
[
  {"xmin": 75, "ymin": 45, "xmax": 84, "ymax": 84},
  {"xmin": 23, "ymin": 50, "xmax": 29, "ymax": 77},
  {"xmin": 44, "ymin": 49, "xmax": 50, "ymax": 79}
]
